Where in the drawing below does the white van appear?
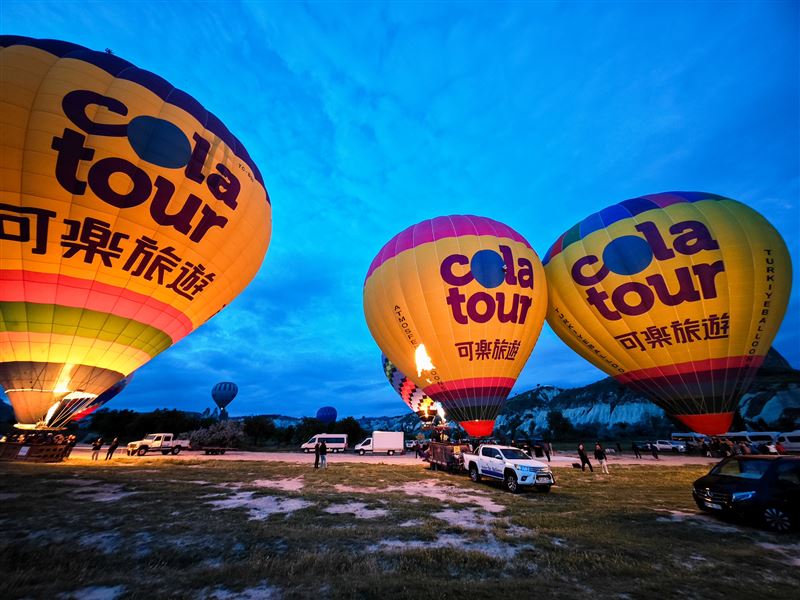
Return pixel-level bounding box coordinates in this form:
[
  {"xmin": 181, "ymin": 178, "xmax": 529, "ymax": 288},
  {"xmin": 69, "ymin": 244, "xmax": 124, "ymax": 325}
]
[
  {"xmin": 777, "ymin": 431, "xmax": 800, "ymax": 453},
  {"xmin": 301, "ymin": 434, "xmax": 348, "ymax": 453}
]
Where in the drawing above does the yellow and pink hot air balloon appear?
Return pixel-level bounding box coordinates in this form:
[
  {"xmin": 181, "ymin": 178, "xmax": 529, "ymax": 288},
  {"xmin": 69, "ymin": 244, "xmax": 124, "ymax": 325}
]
[
  {"xmin": 543, "ymin": 192, "xmax": 792, "ymax": 435},
  {"xmin": 0, "ymin": 36, "xmax": 271, "ymax": 428},
  {"xmin": 364, "ymin": 215, "xmax": 548, "ymax": 437}
]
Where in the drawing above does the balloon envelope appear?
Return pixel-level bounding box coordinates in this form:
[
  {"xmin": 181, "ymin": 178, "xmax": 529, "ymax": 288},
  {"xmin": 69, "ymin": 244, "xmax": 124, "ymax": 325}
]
[
  {"xmin": 211, "ymin": 382, "xmax": 238, "ymax": 410},
  {"xmin": 364, "ymin": 215, "xmax": 548, "ymax": 437},
  {"xmin": 543, "ymin": 192, "xmax": 792, "ymax": 435},
  {"xmin": 69, "ymin": 374, "xmax": 134, "ymax": 423},
  {"xmin": 0, "ymin": 37, "xmax": 271, "ymax": 428},
  {"xmin": 316, "ymin": 406, "xmax": 337, "ymax": 424},
  {"xmin": 381, "ymin": 353, "xmax": 437, "ymax": 424}
]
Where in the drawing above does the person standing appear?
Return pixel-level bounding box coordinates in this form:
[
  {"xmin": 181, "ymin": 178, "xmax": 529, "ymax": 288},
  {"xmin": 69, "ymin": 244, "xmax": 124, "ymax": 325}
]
[
  {"xmin": 313, "ymin": 440, "xmax": 321, "ymax": 469},
  {"xmin": 631, "ymin": 442, "xmax": 642, "ymax": 459},
  {"xmin": 319, "ymin": 440, "xmax": 328, "ymax": 468},
  {"xmin": 543, "ymin": 440, "xmax": 551, "ymax": 462},
  {"xmin": 595, "ymin": 442, "xmax": 610, "ymax": 474},
  {"xmin": 105, "ymin": 438, "xmax": 120, "ymax": 460},
  {"xmin": 577, "ymin": 443, "xmax": 593, "ymax": 472},
  {"xmin": 651, "ymin": 442, "xmax": 660, "ymax": 460},
  {"xmin": 616, "ymin": 442, "xmax": 623, "ymax": 455},
  {"xmin": 91, "ymin": 437, "xmax": 103, "ymax": 461}
]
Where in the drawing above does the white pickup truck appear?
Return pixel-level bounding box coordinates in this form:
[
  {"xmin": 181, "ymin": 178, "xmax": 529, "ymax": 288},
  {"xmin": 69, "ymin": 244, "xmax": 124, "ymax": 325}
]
[
  {"xmin": 461, "ymin": 444, "xmax": 554, "ymax": 493},
  {"xmin": 127, "ymin": 433, "xmax": 188, "ymax": 456}
]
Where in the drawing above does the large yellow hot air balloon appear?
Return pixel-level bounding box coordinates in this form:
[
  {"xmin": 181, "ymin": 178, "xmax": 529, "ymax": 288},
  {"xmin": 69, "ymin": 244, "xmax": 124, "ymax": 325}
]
[
  {"xmin": 543, "ymin": 192, "xmax": 791, "ymax": 435},
  {"xmin": 0, "ymin": 36, "xmax": 271, "ymax": 428},
  {"xmin": 364, "ymin": 216, "xmax": 548, "ymax": 437}
]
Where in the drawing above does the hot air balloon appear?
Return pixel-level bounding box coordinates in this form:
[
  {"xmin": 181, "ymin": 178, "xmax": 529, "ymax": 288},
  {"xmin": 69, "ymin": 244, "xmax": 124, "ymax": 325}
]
[
  {"xmin": 0, "ymin": 37, "xmax": 272, "ymax": 429},
  {"xmin": 381, "ymin": 353, "xmax": 440, "ymax": 424},
  {"xmin": 363, "ymin": 215, "xmax": 548, "ymax": 437},
  {"xmin": 211, "ymin": 382, "xmax": 238, "ymax": 410},
  {"xmin": 543, "ymin": 192, "xmax": 792, "ymax": 435},
  {"xmin": 316, "ymin": 406, "xmax": 337, "ymax": 424}
]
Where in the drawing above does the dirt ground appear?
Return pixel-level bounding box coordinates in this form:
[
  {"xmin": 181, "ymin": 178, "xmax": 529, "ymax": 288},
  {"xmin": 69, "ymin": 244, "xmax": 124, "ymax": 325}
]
[{"xmin": 72, "ymin": 444, "xmax": 720, "ymax": 467}]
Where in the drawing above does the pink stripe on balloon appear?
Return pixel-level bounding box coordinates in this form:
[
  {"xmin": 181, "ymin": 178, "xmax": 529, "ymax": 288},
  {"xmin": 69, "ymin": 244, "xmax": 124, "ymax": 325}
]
[{"xmin": 365, "ymin": 215, "xmax": 531, "ymax": 282}]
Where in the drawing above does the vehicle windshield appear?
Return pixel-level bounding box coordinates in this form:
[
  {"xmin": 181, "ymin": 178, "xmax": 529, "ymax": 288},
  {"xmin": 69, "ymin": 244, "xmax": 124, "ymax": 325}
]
[
  {"xmin": 500, "ymin": 449, "xmax": 531, "ymax": 460},
  {"xmin": 713, "ymin": 459, "xmax": 771, "ymax": 479},
  {"xmin": 144, "ymin": 435, "xmax": 157, "ymax": 441}
]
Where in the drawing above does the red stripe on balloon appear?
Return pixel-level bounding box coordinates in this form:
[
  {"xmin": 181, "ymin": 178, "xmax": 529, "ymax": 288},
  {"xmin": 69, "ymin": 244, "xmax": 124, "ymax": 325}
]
[
  {"xmin": 423, "ymin": 377, "xmax": 517, "ymax": 396},
  {"xmin": 615, "ymin": 356, "xmax": 764, "ymax": 384},
  {"xmin": 0, "ymin": 269, "xmax": 194, "ymax": 342}
]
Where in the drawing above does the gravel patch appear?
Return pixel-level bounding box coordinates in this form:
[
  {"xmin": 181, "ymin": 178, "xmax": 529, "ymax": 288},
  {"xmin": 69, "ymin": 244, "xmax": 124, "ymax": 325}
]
[
  {"xmin": 655, "ymin": 510, "xmax": 743, "ymax": 533},
  {"xmin": 250, "ymin": 477, "xmax": 305, "ymax": 492},
  {"xmin": 207, "ymin": 492, "xmax": 312, "ymax": 520},
  {"xmin": 758, "ymin": 542, "xmax": 800, "ymax": 566},
  {"xmin": 197, "ymin": 582, "xmax": 280, "ymax": 599},
  {"xmin": 323, "ymin": 501, "xmax": 388, "ymax": 519},
  {"xmin": 432, "ymin": 507, "xmax": 501, "ymax": 530},
  {"xmin": 334, "ymin": 479, "xmax": 505, "ymax": 513},
  {"xmin": 380, "ymin": 532, "xmax": 531, "ymax": 559},
  {"xmin": 57, "ymin": 585, "xmax": 126, "ymax": 600}
]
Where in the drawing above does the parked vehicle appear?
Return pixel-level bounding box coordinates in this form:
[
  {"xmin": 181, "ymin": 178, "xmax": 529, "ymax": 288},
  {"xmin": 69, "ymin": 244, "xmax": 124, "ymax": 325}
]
[
  {"xmin": 724, "ymin": 431, "xmax": 780, "ymax": 446},
  {"xmin": 692, "ymin": 455, "xmax": 800, "ymax": 532},
  {"xmin": 405, "ymin": 439, "xmax": 420, "ymax": 450},
  {"xmin": 462, "ymin": 444, "xmax": 554, "ymax": 493},
  {"xmin": 427, "ymin": 441, "xmax": 472, "ymax": 472},
  {"xmin": 300, "ymin": 434, "xmax": 348, "ymax": 453},
  {"xmin": 126, "ymin": 433, "xmax": 188, "ymax": 456},
  {"xmin": 653, "ymin": 439, "xmax": 687, "ymax": 453},
  {"xmin": 354, "ymin": 431, "xmax": 404, "ymax": 455},
  {"xmin": 777, "ymin": 431, "xmax": 800, "ymax": 453}
]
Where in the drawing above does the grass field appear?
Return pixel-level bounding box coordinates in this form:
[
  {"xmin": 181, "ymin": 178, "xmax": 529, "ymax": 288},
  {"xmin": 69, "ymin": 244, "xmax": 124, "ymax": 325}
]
[{"xmin": 0, "ymin": 458, "xmax": 797, "ymax": 599}]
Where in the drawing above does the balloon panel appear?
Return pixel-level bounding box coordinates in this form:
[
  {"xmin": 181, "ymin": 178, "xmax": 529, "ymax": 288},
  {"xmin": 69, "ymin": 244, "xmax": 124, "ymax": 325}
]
[
  {"xmin": 364, "ymin": 216, "xmax": 548, "ymax": 437},
  {"xmin": 211, "ymin": 381, "xmax": 238, "ymax": 409},
  {"xmin": 0, "ymin": 37, "xmax": 271, "ymax": 426},
  {"xmin": 381, "ymin": 353, "xmax": 435, "ymax": 422},
  {"xmin": 316, "ymin": 406, "xmax": 337, "ymax": 424},
  {"xmin": 543, "ymin": 192, "xmax": 792, "ymax": 434}
]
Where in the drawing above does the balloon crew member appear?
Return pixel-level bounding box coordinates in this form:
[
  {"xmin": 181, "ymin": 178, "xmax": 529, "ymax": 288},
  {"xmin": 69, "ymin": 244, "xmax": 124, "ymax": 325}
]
[
  {"xmin": 631, "ymin": 442, "xmax": 642, "ymax": 459},
  {"xmin": 577, "ymin": 443, "xmax": 593, "ymax": 472},
  {"xmin": 91, "ymin": 438, "xmax": 103, "ymax": 461},
  {"xmin": 105, "ymin": 438, "xmax": 120, "ymax": 460},
  {"xmin": 651, "ymin": 443, "xmax": 660, "ymax": 460},
  {"xmin": 543, "ymin": 441, "xmax": 551, "ymax": 462},
  {"xmin": 314, "ymin": 441, "xmax": 321, "ymax": 469},
  {"xmin": 319, "ymin": 440, "xmax": 328, "ymax": 469},
  {"xmin": 595, "ymin": 442, "xmax": 609, "ymax": 474}
]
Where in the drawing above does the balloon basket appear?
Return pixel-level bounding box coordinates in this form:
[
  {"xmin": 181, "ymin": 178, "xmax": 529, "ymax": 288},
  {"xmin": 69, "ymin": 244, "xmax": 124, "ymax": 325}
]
[{"xmin": 0, "ymin": 440, "xmax": 71, "ymax": 463}]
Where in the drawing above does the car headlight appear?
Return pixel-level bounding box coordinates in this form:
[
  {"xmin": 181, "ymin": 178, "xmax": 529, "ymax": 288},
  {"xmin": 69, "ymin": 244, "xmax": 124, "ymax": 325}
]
[
  {"xmin": 517, "ymin": 465, "xmax": 536, "ymax": 472},
  {"xmin": 732, "ymin": 491, "xmax": 756, "ymax": 502}
]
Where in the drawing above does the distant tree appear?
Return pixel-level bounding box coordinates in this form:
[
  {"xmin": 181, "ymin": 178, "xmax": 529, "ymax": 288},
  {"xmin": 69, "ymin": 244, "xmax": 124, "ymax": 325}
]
[
  {"xmin": 189, "ymin": 420, "xmax": 245, "ymax": 448},
  {"xmin": 282, "ymin": 425, "xmax": 296, "ymax": 445},
  {"xmin": 292, "ymin": 418, "xmax": 326, "ymax": 444},
  {"xmin": 332, "ymin": 416, "xmax": 366, "ymax": 442},
  {"xmin": 243, "ymin": 415, "xmax": 276, "ymax": 445},
  {"xmin": 546, "ymin": 410, "xmax": 573, "ymax": 440}
]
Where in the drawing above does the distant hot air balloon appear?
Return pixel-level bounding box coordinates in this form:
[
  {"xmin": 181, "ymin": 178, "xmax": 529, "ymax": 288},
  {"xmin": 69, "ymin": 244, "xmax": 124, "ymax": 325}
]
[
  {"xmin": 364, "ymin": 215, "xmax": 548, "ymax": 437},
  {"xmin": 211, "ymin": 382, "xmax": 238, "ymax": 412},
  {"xmin": 0, "ymin": 37, "xmax": 271, "ymax": 429},
  {"xmin": 381, "ymin": 353, "xmax": 439, "ymax": 424},
  {"xmin": 316, "ymin": 406, "xmax": 338, "ymax": 424},
  {"xmin": 543, "ymin": 192, "xmax": 792, "ymax": 435}
]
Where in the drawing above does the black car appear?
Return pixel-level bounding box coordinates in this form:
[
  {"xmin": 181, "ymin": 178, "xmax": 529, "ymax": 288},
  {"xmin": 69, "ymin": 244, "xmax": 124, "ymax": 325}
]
[{"xmin": 692, "ymin": 455, "xmax": 800, "ymax": 532}]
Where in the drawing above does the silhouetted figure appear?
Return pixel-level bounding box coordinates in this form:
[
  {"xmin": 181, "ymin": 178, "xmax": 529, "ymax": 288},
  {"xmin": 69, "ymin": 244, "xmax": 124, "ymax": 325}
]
[
  {"xmin": 577, "ymin": 443, "xmax": 593, "ymax": 472},
  {"xmin": 105, "ymin": 438, "xmax": 119, "ymax": 460},
  {"xmin": 319, "ymin": 440, "xmax": 328, "ymax": 468},
  {"xmin": 91, "ymin": 438, "xmax": 103, "ymax": 461}
]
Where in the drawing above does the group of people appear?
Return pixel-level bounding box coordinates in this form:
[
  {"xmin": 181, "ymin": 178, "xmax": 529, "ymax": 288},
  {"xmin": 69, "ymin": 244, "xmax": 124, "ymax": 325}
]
[
  {"xmin": 312, "ymin": 439, "xmax": 328, "ymax": 468},
  {"xmin": 576, "ymin": 442, "xmax": 611, "ymax": 474},
  {"xmin": 90, "ymin": 437, "xmax": 120, "ymax": 461},
  {"xmin": 699, "ymin": 437, "xmax": 787, "ymax": 457}
]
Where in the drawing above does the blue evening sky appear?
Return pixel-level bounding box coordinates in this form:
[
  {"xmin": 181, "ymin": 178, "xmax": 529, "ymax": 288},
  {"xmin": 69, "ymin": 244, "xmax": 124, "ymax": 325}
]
[{"xmin": 2, "ymin": 1, "xmax": 798, "ymax": 419}]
